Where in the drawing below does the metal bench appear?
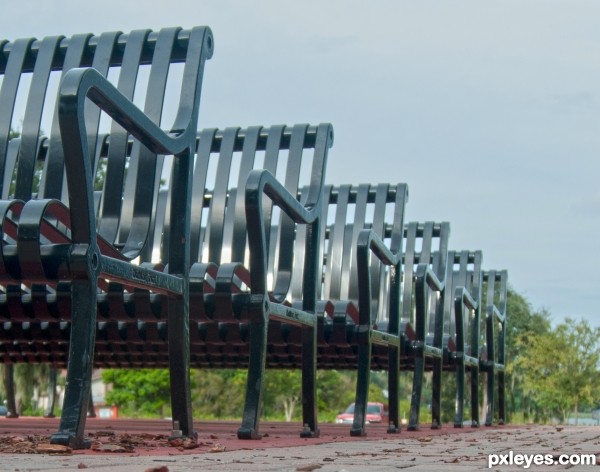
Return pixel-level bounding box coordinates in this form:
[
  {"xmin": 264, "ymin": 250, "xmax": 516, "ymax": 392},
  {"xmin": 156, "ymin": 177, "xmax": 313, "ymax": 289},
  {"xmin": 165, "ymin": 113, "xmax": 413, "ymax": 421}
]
[
  {"xmin": 482, "ymin": 269, "xmax": 507, "ymax": 426},
  {"xmin": 0, "ymin": 26, "xmax": 214, "ymax": 448},
  {"xmin": 278, "ymin": 192, "xmax": 451, "ymax": 436},
  {"xmin": 0, "ymin": 27, "xmax": 507, "ymax": 444},
  {"xmin": 397, "ymin": 222, "xmax": 450, "ymax": 431},
  {"xmin": 443, "ymin": 250, "xmax": 483, "ymax": 427},
  {"xmin": 1, "ymin": 122, "xmax": 334, "ymax": 442},
  {"xmin": 442, "ymin": 252, "xmax": 508, "ymax": 428},
  {"xmin": 1, "ymin": 174, "xmax": 507, "ymax": 437}
]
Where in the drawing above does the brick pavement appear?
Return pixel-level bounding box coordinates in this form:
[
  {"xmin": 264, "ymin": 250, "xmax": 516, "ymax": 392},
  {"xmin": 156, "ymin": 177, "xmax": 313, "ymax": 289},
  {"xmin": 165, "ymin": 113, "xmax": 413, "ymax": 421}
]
[{"xmin": 0, "ymin": 418, "xmax": 598, "ymax": 471}]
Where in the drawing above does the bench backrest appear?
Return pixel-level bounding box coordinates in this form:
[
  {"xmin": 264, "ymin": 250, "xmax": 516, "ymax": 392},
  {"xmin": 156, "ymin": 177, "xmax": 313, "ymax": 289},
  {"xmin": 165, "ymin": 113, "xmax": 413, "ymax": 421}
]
[
  {"xmin": 444, "ymin": 250, "xmax": 483, "ymax": 351},
  {"xmin": 317, "ymin": 184, "xmax": 407, "ymax": 320},
  {"xmin": 150, "ymin": 124, "xmax": 334, "ymax": 278},
  {"xmin": 402, "ymin": 221, "xmax": 450, "ymax": 331},
  {"xmin": 1, "ymin": 27, "xmax": 213, "ymax": 259},
  {"xmin": 483, "ymin": 269, "xmax": 507, "ymax": 364}
]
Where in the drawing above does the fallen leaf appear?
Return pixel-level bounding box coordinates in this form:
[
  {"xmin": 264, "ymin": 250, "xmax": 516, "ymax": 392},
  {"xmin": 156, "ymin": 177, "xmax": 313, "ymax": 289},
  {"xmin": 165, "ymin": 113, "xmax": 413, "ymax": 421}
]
[
  {"xmin": 168, "ymin": 438, "xmax": 183, "ymax": 448},
  {"xmin": 144, "ymin": 467, "xmax": 169, "ymax": 472},
  {"xmin": 296, "ymin": 465, "xmax": 322, "ymax": 471},
  {"xmin": 77, "ymin": 464, "xmax": 88, "ymax": 469},
  {"xmin": 91, "ymin": 443, "xmax": 134, "ymax": 453},
  {"xmin": 417, "ymin": 436, "xmax": 433, "ymax": 442},
  {"xmin": 35, "ymin": 444, "xmax": 73, "ymax": 455},
  {"xmin": 209, "ymin": 443, "xmax": 226, "ymax": 453}
]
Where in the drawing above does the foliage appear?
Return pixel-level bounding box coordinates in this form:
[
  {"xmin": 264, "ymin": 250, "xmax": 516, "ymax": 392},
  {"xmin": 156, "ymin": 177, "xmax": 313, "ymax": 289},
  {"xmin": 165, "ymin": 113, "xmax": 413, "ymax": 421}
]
[
  {"xmin": 513, "ymin": 318, "xmax": 600, "ymax": 423},
  {"xmin": 191, "ymin": 368, "xmax": 359, "ymax": 422},
  {"xmin": 102, "ymin": 368, "xmax": 171, "ymax": 418},
  {"xmin": 191, "ymin": 369, "xmax": 247, "ymax": 419},
  {"xmin": 504, "ymin": 289, "xmax": 552, "ymax": 422},
  {"xmin": 0, "ymin": 364, "xmax": 51, "ymax": 415}
]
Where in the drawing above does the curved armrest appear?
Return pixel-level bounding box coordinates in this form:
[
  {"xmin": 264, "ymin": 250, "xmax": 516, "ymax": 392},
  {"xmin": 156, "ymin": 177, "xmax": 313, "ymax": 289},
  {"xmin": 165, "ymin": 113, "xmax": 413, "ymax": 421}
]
[
  {"xmin": 245, "ymin": 168, "xmax": 322, "ymax": 297},
  {"xmin": 355, "ymin": 229, "xmax": 401, "ymax": 327},
  {"xmin": 453, "ymin": 286, "xmax": 479, "ymax": 352},
  {"xmin": 487, "ymin": 303, "xmax": 505, "ymax": 323},
  {"xmin": 413, "ymin": 264, "xmax": 445, "ymax": 342},
  {"xmin": 59, "ymin": 67, "xmax": 198, "ymax": 247},
  {"xmin": 416, "ymin": 264, "xmax": 444, "ymax": 292}
]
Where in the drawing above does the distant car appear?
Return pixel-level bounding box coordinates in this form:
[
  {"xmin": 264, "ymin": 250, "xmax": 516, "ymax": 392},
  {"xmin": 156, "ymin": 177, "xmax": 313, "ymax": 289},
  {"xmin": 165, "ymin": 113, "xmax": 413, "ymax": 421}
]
[
  {"xmin": 335, "ymin": 402, "xmax": 388, "ymax": 424},
  {"xmin": 0, "ymin": 406, "xmax": 7, "ymax": 417}
]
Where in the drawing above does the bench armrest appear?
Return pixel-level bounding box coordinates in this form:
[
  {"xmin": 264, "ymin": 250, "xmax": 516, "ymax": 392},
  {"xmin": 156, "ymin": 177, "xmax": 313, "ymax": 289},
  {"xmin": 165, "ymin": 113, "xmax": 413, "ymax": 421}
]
[
  {"xmin": 487, "ymin": 303, "xmax": 505, "ymax": 323},
  {"xmin": 58, "ymin": 26, "xmax": 213, "ymax": 260},
  {"xmin": 453, "ymin": 286, "xmax": 479, "ymax": 353},
  {"xmin": 245, "ymin": 168, "xmax": 323, "ymax": 305},
  {"xmin": 355, "ymin": 228, "xmax": 401, "ymax": 328},
  {"xmin": 414, "ymin": 264, "xmax": 445, "ymax": 342},
  {"xmin": 59, "ymin": 67, "xmax": 192, "ymax": 249}
]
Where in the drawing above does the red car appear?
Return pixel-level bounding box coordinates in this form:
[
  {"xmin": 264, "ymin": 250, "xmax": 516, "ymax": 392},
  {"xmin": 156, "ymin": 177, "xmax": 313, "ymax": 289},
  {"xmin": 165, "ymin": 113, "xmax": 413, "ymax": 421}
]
[{"xmin": 335, "ymin": 402, "xmax": 388, "ymax": 424}]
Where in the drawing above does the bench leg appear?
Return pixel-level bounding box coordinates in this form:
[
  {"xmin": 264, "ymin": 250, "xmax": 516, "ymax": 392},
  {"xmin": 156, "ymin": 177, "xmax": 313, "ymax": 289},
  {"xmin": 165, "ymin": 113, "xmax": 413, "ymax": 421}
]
[
  {"xmin": 485, "ymin": 365, "xmax": 495, "ymax": 426},
  {"xmin": 387, "ymin": 347, "xmax": 401, "ymax": 433},
  {"xmin": 453, "ymin": 354, "xmax": 465, "ymax": 428},
  {"xmin": 168, "ymin": 297, "xmax": 195, "ymax": 440},
  {"xmin": 3, "ymin": 364, "xmax": 19, "ymax": 418},
  {"xmin": 50, "ymin": 279, "xmax": 97, "ymax": 449},
  {"xmin": 44, "ymin": 368, "xmax": 58, "ymax": 418},
  {"xmin": 300, "ymin": 324, "xmax": 319, "ymax": 438},
  {"xmin": 87, "ymin": 390, "xmax": 96, "ymax": 418},
  {"xmin": 430, "ymin": 356, "xmax": 442, "ymax": 429},
  {"xmin": 470, "ymin": 367, "xmax": 480, "ymax": 427},
  {"xmin": 408, "ymin": 345, "xmax": 424, "ymax": 431},
  {"xmin": 498, "ymin": 370, "xmax": 506, "ymax": 425},
  {"xmin": 238, "ymin": 317, "xmax": 268, "ymax": 439},
  {"xmin": 351, "ymin": 333, "xmax": 372, "ymax": 437}
]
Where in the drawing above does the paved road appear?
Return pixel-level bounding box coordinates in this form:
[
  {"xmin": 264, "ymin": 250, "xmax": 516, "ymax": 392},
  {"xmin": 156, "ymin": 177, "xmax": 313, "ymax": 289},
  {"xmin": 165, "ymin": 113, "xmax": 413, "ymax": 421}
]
[{"xmin": 0, "ymin": 419, "xmax": 598, "ymax": 471}]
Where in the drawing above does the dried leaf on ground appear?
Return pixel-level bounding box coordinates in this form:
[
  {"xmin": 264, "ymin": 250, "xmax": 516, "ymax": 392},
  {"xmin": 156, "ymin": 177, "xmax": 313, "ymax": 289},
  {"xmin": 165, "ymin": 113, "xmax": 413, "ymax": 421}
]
[
  {"xmin": 209, "ymin": 443, "xmax": 226, "ymax": 453},
  {"xmin": 0, "ymin": 434, "xmax": 53, "ymax": 454},
  {"xmin": 35, "ymin": 443, "xmax": 73, "ymax": 455},
  {"xmin": 91, "ymin": 443, "xmax": 134, "ymax": 453},
  {"xmin": 168, "ymin": 437, "xmax": 199, "ymax": 450},
  {"xmin": 92, "ymin": 431, "xmax": 116, "ymax": 438},
  {"xmin": 296, "ymin": 465, "xmax": 322, "ymax": 471}
]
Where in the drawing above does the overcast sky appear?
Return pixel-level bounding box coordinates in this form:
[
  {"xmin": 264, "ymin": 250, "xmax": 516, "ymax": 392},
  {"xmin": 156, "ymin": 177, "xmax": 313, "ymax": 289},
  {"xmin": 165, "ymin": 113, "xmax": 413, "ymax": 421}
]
[{"xmin": 2, "ymin": 1, "xmax": 599, "ymax": 327}]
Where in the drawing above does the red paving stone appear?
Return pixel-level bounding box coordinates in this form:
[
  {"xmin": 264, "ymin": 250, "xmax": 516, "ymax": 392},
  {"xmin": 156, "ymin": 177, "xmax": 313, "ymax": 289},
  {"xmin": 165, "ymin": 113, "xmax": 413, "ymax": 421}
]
[{"xmin": 0, "ymin": 416, "xmax": 511, "ymax": 456}]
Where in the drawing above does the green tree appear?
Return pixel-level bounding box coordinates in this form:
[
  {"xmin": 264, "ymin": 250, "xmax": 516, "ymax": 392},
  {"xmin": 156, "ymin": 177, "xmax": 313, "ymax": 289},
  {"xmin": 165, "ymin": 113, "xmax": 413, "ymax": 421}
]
[
  {"xmin": 514, "ymin": 318, "xmax": 600, "ymax": 423},
  {"xmin": 191, "ymin": 369, "xmax": 247, "ymax": 419},
  {"xmin": 0, "ymin": 364, "xmax": 51, "ymax": 415},
  {"xmin": 102, "ymin": 368, "xmax": 171, "ymax": 418},
  {"xmin": 504, "ymin": 289, "xmax": 552, "ymax": 422},
  {"xmin": 191, "ymin": 368, "xmax": 359, "ymax": 422}
]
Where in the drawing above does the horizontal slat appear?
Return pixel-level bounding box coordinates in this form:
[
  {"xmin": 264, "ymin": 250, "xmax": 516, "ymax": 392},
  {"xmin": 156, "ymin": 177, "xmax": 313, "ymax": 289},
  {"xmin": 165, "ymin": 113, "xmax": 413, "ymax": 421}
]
[
  {"xmin": 100, "ymin": 256, "xmax": 183, "ymax": 296},
  {"xmin": 371, "ymin": 330, "xmax": 400, "ymax": 347},
  {"xmin": 423, "ymin": 345, "xmax": 443, "ymax": 358},
  {"xmin": 268, "ymin": 302, "xmax": 316, "ymax": 327},
  {"xmin": 0, "ymin": 29, "xmax": 194, "ymax": 74}
]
